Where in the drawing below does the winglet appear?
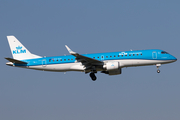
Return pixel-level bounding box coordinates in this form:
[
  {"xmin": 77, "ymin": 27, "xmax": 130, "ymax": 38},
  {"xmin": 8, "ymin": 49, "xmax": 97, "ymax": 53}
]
[{"xmin": 65, "ymin": 45, "xmax": 77, "ymax": 55}]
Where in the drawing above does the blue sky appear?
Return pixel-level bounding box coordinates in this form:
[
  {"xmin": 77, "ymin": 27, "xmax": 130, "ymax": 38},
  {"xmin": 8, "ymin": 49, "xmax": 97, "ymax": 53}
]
[{"xmin": 0, "ymin": 1, "xmax": 180, "ymax": 120}]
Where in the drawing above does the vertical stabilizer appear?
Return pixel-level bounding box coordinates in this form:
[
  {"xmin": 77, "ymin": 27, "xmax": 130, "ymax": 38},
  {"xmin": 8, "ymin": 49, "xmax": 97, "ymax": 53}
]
[{"xmin": 7, "ymin": 36, "xmax": 42, "ymax": 60}]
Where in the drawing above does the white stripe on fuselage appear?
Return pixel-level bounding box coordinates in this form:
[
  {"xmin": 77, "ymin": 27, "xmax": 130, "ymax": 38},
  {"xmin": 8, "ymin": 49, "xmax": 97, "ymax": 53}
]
[{"xmin": 22, "ymin": 59, "xmax": 175, "ymax": 72}]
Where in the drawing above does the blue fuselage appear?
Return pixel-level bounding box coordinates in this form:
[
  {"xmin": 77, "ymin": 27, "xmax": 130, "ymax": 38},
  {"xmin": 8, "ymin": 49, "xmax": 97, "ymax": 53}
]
[{"xmin": 16, "ymin": 49, "xmax": 176, "ymax": 68}]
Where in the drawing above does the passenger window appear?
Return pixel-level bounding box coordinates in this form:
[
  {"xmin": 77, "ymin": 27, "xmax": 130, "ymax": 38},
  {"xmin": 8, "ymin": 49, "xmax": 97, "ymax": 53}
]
[
  {"xmin": 57, "ymin": 59, "xmax": 58, "ymax": 61},
  {"xmin": 125, "ymin": 55, "xmax": 127, "ymax": 56},
  {"xmin": 129, "ymin": 54, "xmax": 131, "ymax": 56},
  {"xmin": 118, "ymin": 55, "xmax": 120, "ymax": 57},
  {"xmin": 114, "ymin": 55, "xmax": 116, "ymax": 57},
  {"xmin": 68, "ymin": 59, "xmax": 70, "ymax": 61},
  {"xmin": 110, "ymin": 56, "xmax": 112, "ymax": 57},
  {"xmin": 121, "ymin": 55, "xmax": 123, "ymax": 57},
  {"xmin": 98, "ymin": 57, "xmax": 99, "ymax": 58},
  {"xmin": 71, "ymin": 59, "xmax": 73, "ymax": 60},
  {"xmin": 137, "ymin": 54, "xmax": 138, "ymax": 56},
  {"xmin": 106, "ymin": 56, "xmax": 108, "ymax": 58},
  {"xmin": 141, "ymin": 53, "xmax": 142, "ymax": 55},
  {"xmin": 64, "ymin": 59, "xmax": 66, "ymax": 61},
  {"xmin": 133, "ymin": 54, "xmax": 135, "ymax": 56},
  {"xmin": 49, "ymin": 59, "xmax": 51, "ymax": 62}
]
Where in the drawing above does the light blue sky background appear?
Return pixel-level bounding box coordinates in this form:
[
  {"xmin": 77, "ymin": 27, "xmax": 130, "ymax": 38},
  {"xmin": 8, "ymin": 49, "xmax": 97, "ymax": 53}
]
[{"xmin": 0, "ymin": 1, "xmax": 180, "ymax": 120}]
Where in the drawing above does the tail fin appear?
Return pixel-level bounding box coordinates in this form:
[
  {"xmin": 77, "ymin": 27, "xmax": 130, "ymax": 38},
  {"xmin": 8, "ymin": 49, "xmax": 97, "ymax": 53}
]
[{"xmin": 7, "ymin": 36, "xmax": 42, "ymax": 60}]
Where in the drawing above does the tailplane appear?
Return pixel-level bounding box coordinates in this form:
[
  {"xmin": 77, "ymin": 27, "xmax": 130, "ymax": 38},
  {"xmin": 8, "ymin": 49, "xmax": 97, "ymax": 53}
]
[{"xmin": 7, "ymin": 36, "xmax": 42, "ymax": 60}]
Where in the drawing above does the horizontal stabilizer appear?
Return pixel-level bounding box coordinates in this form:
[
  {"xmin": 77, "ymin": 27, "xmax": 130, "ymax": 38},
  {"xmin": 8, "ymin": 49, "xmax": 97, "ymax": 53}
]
[{"xmin": 5, "ymin": 57, "xmax": 27, "ymax": 64}]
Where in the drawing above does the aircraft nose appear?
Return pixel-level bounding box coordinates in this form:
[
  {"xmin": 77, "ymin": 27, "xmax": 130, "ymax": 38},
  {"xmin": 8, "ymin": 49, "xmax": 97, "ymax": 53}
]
[{"xmin": 171, "ymin": 55, "xmax": 177, "ymax": 62}]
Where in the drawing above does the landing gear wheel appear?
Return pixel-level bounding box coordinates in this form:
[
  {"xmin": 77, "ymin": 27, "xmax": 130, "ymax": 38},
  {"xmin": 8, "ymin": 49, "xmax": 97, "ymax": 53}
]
[
  {"xmin": 156, "ymin": 64, "xmax": 161, "ymax": 74},
  {"xmin": 89, "ymin": 73, "xmax": 97, "ymax": 81},
  {"xmin": 157, "ymin": 70, "xmax": 160, "ymax": 73}
]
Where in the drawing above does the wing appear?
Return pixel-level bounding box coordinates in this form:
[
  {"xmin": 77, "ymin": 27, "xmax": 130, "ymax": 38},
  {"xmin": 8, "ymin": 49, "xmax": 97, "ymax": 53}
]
[{"xmin": 65, "ymin": 45, "xmax": 103, "ymax": 71}]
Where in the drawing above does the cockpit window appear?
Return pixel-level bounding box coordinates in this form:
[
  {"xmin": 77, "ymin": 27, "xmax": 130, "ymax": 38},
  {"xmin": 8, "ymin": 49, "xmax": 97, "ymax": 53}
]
[{"xmin": 161, "ymin": 51, "xmax": 169, "ymax": 54}]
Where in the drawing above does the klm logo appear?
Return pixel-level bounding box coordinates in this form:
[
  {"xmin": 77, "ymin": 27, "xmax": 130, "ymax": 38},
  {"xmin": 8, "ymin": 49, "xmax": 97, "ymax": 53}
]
[
  {"xmin": 111, "ymin": 64, "xmax": 114, "ymax": 67},
  {"xmin": 13, "ymin": 46, "xmax": 26, "ymax": 54},
  {"xmin": 119, "ymin": 52, "xmax": 128, "ymax": 55}
]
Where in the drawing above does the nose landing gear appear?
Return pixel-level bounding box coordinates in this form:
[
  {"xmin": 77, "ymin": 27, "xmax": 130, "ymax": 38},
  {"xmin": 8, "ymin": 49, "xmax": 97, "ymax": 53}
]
[
  {"xmin": 156, "ymin": 64, "xmax": 161, "ymax": 73},
  {"xmin": 89, "ymin": 72, "xmax": 97, "ymax": 81}
]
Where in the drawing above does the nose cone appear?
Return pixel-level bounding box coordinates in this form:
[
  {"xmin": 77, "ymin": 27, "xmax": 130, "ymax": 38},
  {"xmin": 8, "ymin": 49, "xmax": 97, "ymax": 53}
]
[{"xmin": 171, "ymin": 55, "xmax": 177, "ymax": 62}]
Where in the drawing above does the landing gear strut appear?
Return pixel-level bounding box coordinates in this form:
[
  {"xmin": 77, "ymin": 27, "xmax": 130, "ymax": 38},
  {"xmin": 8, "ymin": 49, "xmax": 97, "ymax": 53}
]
[
  {"xmin": 156, "ymin": 64, "xmax": 161, "ymax": 73},
  {"xmin": 89, "ymin": 73, "xmax": 97, "ymax": 81}
]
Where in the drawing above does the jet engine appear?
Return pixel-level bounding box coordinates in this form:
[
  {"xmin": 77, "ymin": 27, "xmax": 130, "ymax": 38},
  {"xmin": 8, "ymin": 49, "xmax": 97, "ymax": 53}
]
[{"xmin": 103, "ymin": 61, "xmax": 122, "ymax": 75}]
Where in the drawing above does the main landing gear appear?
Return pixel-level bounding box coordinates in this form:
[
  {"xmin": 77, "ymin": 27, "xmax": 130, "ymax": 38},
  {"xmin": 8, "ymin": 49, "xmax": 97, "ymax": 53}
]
[
  {"xmin": 89, "ymin": 72, "xmax": 97, "ymax": 81},
  {"xmin": 156, "ymin": 64, "xmax": 161, "ymax": 73},
  {"xmin": 89, "ymin": 66, "xmax": 97, "ymax": 81}
]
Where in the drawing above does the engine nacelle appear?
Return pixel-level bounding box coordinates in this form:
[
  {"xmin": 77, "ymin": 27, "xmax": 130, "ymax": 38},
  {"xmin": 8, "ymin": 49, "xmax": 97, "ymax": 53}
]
[
  {"xmin": 103, "ymin": 61, "xmax": 119, "ymax": 71},
  {"xmin": 103, "ymin": 61, "xmax": 122, "ymax": 75},
  {"xmin": 108, "ymin": 69, "xmax": 121, "ymax": 75}
]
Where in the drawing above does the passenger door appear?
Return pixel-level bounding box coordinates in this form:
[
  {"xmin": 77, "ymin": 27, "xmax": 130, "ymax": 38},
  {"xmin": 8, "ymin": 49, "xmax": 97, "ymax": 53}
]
[
  {"xmin": 42, "ymin": 59, "xmax": 47, "ymax": 67},
  {"xmin": 152, "ymin": 52, "xmax": 157, "ymax": 59}
]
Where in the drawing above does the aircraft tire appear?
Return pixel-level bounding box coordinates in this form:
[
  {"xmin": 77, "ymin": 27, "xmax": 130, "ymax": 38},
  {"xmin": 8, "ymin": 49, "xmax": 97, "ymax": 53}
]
[
  {"xmin": 90, "ymin": 73, "xmax": 97, "ymax": 81},
  {"xmin": 157, "ymin": 70, "xmax": 160, "ymax": 73}
]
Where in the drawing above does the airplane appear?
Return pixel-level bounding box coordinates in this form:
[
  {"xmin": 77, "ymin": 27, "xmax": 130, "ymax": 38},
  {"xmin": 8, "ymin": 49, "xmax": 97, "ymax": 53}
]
[{"xmin": 5, "ymin": 36, "xmax": 177, "ymax": 81}]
